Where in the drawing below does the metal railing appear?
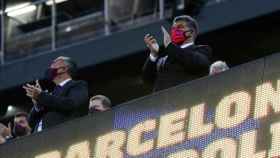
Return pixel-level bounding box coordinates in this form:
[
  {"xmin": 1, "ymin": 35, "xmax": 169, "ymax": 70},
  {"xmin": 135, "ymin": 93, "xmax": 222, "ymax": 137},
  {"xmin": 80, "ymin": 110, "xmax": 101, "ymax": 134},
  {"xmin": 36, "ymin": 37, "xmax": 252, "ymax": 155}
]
[
  {"xmin": 0, "ymin": 0, "xmax": 171, "ymax": 65},
  {"xmin": 0, "ymin": 0, "xmax": 64, "ymax": 65},
  {"xmin": 0, "ymin": 0, "xmax": 226, "ymax": 65},
  {"xmin": 1, "ymin": 0, "xmax": 6, "ymax": 65}
]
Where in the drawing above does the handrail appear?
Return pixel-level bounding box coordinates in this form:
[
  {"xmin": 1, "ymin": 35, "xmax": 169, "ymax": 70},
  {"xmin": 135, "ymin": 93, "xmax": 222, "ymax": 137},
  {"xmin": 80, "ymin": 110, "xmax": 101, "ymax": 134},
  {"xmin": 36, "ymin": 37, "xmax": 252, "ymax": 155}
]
[
  {"xmin": 51, "ymin": 0, "xmax": 57, "ymax": 51},
  {"xmin": 0, "ymin": 0, "xmax": 5, "ymax": 65}
]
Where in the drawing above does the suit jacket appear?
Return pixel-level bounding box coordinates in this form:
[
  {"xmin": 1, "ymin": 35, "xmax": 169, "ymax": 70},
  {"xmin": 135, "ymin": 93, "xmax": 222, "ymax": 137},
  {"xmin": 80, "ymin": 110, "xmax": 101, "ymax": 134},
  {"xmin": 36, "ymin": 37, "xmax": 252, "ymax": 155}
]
[
  {"xmin": 29, "ymin": 80, "xmax": 89, "ymax": 131},
  {"xmin": 142, "ymin": 43, "xmax": 211, "ymax": 92}
]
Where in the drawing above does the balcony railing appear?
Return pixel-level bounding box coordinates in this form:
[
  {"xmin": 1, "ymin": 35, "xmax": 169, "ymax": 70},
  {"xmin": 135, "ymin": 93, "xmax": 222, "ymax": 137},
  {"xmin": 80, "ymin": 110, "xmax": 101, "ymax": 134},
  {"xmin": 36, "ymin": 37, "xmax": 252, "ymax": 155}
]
[
  {"xmin": 0, "ymin": 0, "xmax": 174, "ymax": 64},
  {"xmin": 0, "ymin": 0, "xmax": 227, "ymax": 65}
]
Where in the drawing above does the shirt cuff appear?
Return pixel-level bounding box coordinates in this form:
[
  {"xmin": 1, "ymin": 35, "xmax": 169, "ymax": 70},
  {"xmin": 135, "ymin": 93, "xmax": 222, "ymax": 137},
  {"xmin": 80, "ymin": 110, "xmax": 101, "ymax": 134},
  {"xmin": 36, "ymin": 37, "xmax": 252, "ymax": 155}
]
[
  {"xmin": 149, "ymin": 54, "xmax": 158, "ymax": 62},
  {"xmin": 34, "ymin": 105, "xmax": 41, "ymax": 112}
]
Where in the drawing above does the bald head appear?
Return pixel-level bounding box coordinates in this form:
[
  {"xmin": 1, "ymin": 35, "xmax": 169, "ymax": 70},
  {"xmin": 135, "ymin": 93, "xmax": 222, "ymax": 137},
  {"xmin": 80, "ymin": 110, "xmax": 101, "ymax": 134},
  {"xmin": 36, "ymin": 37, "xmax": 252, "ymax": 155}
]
[{"xmin": 209, "ymin": 61, "xmax": 229, "ymax": 75}]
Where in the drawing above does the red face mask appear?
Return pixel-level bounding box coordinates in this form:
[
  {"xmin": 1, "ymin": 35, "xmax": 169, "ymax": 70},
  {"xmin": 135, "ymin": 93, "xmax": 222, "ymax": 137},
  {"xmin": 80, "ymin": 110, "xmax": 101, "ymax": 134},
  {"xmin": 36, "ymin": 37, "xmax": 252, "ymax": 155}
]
[
  {"xmin": 45, "ymin": 68, "xmax": 59, "ymax": 81},
  {"xmin": 45, "ymin": 67, "xmax": 65, "ymax": 81},
  {"xmin": 171, "ymin": 27, "xmax": 190, "ymax": 45}
]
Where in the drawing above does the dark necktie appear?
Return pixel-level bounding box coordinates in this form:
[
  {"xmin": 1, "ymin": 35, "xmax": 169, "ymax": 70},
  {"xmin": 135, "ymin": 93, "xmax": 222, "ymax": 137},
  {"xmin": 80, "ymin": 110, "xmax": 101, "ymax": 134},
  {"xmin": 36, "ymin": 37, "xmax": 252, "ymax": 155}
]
[{"xmin": 52, "ymin": 85, "xmax": 63, "ymax": 96}]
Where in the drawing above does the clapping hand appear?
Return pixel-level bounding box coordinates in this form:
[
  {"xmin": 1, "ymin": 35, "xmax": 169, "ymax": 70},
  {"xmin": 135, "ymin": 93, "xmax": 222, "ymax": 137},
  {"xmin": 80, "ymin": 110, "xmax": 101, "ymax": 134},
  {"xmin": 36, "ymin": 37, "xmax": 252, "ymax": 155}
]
[
  {"xmin": 161, "ymin": 26, "xmax": 172, "ymax": 48},
  {"xmin": 32, "ymin": 80, "xmax": 42, "ymax": 104},
  {"xmin": 23, "ymin": 80, "xmax": 42, "ymax": 101},
  {"xmin": 144, "ymin": 34, "xmax": 160, "ymax": 57}
]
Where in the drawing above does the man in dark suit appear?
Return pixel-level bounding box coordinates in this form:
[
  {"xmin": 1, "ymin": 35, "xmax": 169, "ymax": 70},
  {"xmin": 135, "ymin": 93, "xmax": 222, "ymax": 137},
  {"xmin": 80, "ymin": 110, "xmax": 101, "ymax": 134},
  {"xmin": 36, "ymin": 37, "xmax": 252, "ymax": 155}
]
[
  {"xmin": 88, "ymin": 95, "xmax": 112, "ymax": 113},
  {"xmin": 142, "ymin": 15, "xmax": 211, "ymax": 92},
  {"xmin": 23, "ymin": 56, "xmax": 88, "ymax": 132}
]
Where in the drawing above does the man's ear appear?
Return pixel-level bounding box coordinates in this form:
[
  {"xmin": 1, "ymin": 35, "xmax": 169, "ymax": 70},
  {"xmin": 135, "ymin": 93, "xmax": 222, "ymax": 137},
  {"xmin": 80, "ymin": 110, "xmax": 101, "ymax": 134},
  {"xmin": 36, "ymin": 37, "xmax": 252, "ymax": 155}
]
[
  {"xmin": 185, "ymin": 30, "xmax": 193, "ymax": 37},
  {"xmin": 189, "ymin": 29, "xmax": 195, "ymax": 35},
  {"xmin": 189, "ymin": 30, "xmax": 197, "ymax": 40},
  {"xmin": 61, "ymin": 66, "xmax": 69, "ymax": 74}
]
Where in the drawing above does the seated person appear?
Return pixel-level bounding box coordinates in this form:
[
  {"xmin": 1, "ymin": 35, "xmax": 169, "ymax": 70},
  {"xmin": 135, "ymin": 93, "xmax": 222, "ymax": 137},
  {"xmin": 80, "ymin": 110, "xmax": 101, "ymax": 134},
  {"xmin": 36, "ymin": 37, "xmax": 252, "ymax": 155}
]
[
  {"xmin": 89, "ymin": 95, "xmax": 112, "ymax": 113},
  {"xmin": 209, "ymin": 61, "xmax": 229, "ymax": 75},
  {"xmin": 11, "ymin": 112, "xmax": 31, "ymax": 139}
]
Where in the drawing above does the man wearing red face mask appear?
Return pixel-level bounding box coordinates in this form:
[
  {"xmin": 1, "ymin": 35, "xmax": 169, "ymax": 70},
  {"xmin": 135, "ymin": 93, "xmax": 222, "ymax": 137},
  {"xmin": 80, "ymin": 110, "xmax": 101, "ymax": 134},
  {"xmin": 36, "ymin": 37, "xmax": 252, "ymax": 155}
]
[
  {"xmin": 142, "ymin": 15, "xmax": 211, "ymax": 92},
  {"xmin": 23, "ymin": 56, "xmax": 89, "ymax": 132}
]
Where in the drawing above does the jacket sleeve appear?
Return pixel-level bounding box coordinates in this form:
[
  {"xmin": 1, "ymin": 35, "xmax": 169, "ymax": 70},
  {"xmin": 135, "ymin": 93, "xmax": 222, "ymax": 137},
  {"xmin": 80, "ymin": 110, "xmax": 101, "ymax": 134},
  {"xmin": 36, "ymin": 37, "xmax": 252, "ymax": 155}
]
[
  {"xmin": 164, "ymin": 44, "xmax": 211, "ymax": 71},
  {"xmin": 142, "ymin": 57, "xmax": 158, "ymax": 85},
  {"xmin": 37, "ymin": 81, "xmax": 89, "ymax": 113},
  {"xmin": 28, "ymin": 106, "xmax": 45, "ymax": 130}
]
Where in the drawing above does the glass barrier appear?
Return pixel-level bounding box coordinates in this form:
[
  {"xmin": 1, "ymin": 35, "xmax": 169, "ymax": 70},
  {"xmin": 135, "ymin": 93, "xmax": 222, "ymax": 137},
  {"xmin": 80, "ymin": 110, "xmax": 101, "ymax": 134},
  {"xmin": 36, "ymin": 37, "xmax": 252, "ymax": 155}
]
[
  {"xmin": 1, "ymin": 0, "xmax": 216, "ymax": 65},
  {"xmin": 5, "ymin": 5, "xmax": 53, "ymax": 62},
  {"xmin": 56, "ymin": 2, "xmax": 105, "ymax": 48},
  {"xmin": 2, "ymin": 0, "xmax": 54, "ymax": 62}
]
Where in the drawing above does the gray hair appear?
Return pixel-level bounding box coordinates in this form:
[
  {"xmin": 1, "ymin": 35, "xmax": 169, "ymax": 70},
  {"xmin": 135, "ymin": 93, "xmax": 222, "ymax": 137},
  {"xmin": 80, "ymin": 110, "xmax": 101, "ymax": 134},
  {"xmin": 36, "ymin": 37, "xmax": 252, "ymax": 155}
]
[
  {"xmin": 55, "ymin": 56, "xmax": 77, "ymax": 76},
  {"xmin": 173, "ymin": 15, "xmax": 199, "ymax": 39},
  {"xmin": 90, "ymin": 95, "xmax": 112, "ymax": 109},
  {"xmin": 209, "ymin": 61, "xmax": 229, "ymax": 75}
]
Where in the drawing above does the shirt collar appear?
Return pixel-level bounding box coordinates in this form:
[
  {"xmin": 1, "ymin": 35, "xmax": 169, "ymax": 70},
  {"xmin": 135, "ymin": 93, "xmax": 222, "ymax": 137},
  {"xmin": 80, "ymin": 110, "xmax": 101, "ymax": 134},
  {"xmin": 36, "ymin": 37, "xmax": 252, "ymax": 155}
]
[
  {"xmin": 58, "ymin": 78, "xmax": 72, "ymax": 87},
  {"xmin": 180, "ymin": 42, "xmax": 194, "ymax": 49}
]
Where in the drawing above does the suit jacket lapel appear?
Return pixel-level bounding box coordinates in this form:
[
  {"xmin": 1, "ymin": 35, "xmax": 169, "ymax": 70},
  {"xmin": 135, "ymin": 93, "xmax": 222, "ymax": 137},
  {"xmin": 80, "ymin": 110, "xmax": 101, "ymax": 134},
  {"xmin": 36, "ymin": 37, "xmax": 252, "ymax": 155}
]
[{"xmin": 57, "ymin": 80, "xmax": 74, "ymax": 96}]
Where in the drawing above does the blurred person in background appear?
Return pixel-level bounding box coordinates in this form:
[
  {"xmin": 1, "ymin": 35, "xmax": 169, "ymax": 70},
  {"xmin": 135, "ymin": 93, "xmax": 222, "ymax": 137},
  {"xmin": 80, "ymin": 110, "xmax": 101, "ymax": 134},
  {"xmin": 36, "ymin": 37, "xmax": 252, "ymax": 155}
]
[
  {"xmin": 142, "ymin": 15, "xmax": 211, "ymax": 92},
  {"xmin": 209, "ymin": 61, "xmax": 229, "ymax": 75},
  {"xmin": 0, "ymin": 123, "xmax": 11, "ymax": 144},
  {"xmin": 23, "ymin": 56, "xmax": 89, "ymax": 132},
  {"xmin": 89, "ymin": 95, "xmax": 112, "ymax": 114},
  {"xmin": 11, "ymin": 112, "xmax": 32, "ymax": 139},
  {"xmin": 205, "ymin": 61, "xmax": 229, "ymax": 126}
]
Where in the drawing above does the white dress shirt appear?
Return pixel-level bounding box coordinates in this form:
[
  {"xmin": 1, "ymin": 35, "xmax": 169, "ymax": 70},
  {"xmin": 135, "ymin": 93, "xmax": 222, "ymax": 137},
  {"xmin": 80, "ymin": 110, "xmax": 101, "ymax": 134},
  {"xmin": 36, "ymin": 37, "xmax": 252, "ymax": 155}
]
[
  {"xmin": 58, "ymin": 78, "xmax": 72, "ymax": 87},
  {"xmin": 149, "ymin": 42, "xmax": 194, "ymax": 62}
]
